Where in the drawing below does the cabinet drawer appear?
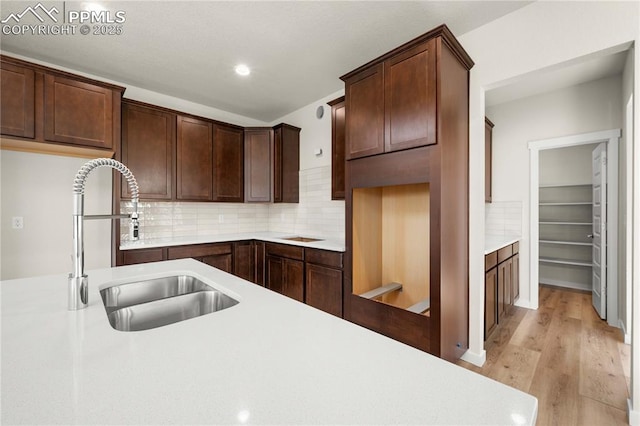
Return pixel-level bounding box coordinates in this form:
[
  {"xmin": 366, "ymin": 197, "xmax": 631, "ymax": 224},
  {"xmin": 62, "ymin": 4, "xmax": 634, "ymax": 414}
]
[
  {"xmin": 167, "ymin": 243, "xmax": 232, "ymax": 260},
  {"xmin": 305, "ymin": 248, "xmax": 343, "ymax": 269},
  {"xmin": 123, "ymin": 248, "xmax": 165, "ymax": 265},
  {"xmin": 512, "ymin": 241, "xmax": 519, "ymax": 254},
  {"xmin": 485, "ymin": 251, "xmax": 497, "ymax": 271},
  {"xmin": 265, "ymin": 243, "xmax": 304, "ymax": 261},
  {"xmin": 497, "ymin": 245, "xmax": 513, "ymax": 263}
]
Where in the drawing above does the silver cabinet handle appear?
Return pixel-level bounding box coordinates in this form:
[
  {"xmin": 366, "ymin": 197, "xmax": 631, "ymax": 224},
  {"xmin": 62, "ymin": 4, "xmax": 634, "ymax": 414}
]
[{"xmin": 587, "ymin": 234, "xmax": 594, "ymax": 238}]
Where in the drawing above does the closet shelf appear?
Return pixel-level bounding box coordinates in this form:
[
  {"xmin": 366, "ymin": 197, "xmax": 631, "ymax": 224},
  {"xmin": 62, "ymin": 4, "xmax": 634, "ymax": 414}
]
[
  {"xmin": 539, "ymin": 202, "xmax": 592, "ymax": 206},
  {"xmin": 539, "ymin": 184, "xmax": 592, "ymax": 188},
  {"xmin": 540, "ymin": 257, "xmax": 591, "ymax": 267},
  {"xmin": 539, "ymin": 221, "xmax": 592, "ymax": 225},
  {"xmin": 539, "ymin": 240, "xmax": 592, "ymax": 246}
]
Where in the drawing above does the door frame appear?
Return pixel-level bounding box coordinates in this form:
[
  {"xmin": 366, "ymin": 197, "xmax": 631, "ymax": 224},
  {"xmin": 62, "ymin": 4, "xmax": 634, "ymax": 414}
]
[{"xmin": 528, "ymin": 129, "xmax": 620, "ymax": 326}]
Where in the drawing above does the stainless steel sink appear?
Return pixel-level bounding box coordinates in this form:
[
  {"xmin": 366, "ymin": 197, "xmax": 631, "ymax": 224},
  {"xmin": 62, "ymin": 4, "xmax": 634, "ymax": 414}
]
[
  {"xmin": 282, "ymin": 236, "xmax": 323, "ymax": 242},
  {"xmin": 99, "ymin": 275, "xmax": 239, "ymax": 332}
]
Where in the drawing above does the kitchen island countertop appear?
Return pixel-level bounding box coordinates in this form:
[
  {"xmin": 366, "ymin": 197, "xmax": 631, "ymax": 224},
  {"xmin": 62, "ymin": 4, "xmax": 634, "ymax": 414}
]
[{"xmin": 1, "ymin": 259, "xmax": 537, "ymax": 425}]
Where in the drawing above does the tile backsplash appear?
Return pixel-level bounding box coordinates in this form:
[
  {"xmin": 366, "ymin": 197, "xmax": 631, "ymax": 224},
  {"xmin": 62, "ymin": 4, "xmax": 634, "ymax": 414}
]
[
  {"xmin": 121, "ymin": 166, "xmax": 345, "ymax": 243},
  {"xmin": 485, "ymin": 201, "xmax": 522, "ymax": 237}
]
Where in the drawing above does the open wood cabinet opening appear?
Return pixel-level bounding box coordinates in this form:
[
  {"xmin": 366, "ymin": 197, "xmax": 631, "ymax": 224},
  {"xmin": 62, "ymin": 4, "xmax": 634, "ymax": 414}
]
[{"xmin": 352, "ymin": 183, "xmax": 430, "ymax": 315}]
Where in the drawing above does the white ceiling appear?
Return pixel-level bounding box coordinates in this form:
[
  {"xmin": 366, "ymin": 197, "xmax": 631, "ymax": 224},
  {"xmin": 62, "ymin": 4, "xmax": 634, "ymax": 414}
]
[{"xmin": 1, "ymin": 1, "xmax": 532, "ymax": 122}]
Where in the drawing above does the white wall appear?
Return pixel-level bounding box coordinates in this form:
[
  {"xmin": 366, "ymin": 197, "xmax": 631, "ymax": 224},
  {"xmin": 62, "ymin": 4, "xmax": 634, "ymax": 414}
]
[
  {"xmin": 0, "ymin": 151, "xmax": 111, "ymax": 280},
  {"xmin": 458, "ymin": 0, "xmax": 639, "ymax": 367},
  {"xmin": 487, "ymin": 75, "xmax": 622, "ymax": 303},
  {"xmin": 270, "ymin": 89, "xmax": 344, "ymax": 171},
  {"xmin": 539, "ymin": 143, "xmax": 600, "ymax": 186}
]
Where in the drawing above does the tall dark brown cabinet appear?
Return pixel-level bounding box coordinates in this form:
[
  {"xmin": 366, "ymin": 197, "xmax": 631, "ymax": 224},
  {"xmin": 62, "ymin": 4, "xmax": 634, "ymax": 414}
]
[{"xmin": 341, "ymin": 25, "xmax": 473, "ymax": 362}]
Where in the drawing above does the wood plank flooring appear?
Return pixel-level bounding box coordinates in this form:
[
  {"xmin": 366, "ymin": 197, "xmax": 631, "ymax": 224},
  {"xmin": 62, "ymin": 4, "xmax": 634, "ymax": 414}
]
[{"xmin": 458, "ymin": 285, "xmax": 630, "ymax": 426}]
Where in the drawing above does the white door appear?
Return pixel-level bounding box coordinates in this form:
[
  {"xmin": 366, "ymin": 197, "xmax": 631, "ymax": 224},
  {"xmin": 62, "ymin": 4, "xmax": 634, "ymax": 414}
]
[{"xmin": 591, "ymin": 143, "xmax": 607, "ymax": 319}]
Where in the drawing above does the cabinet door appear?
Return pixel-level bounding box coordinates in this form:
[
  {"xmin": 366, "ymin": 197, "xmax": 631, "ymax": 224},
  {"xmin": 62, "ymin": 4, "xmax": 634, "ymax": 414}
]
[
  {"xmin": 121, "ymin": 102, "xmax": 175, "ymax": 200},
  {"xmin": 273, "ymin": 124, "xmax": 300, "ymax": 203},
  {"xmin": 329, "ymin": 97, "xmax": 345, "ymax": 200},
  {"xmin": 176, "ymin": 116, "xmax": 213, "ymax": 201},
  {"xmin": 213, "ymin": 124, "xmax": 244, "ymax": 202},
  {"xmin": 266, "ymin": 256, "xmax": 303, "ymax": 302},
  {"xmin": 484, "ymin": 118, "xmax": 494, "ymax": 203},
  {"xmin": 512, "ymin": 253, "xmax": 520, "ymax": 303},
  {"xmin": 0, "ymin": 61, "xmax": 35, "ymax": 138},
  {"xmin": 497, "ymin": 259, "xmax": 512, "ymax": 320},
  {"xmin": 233, "ymin": 241, "xmax": 255, "ymax": 283},
  {"xmin": 384, "ymin": 40, "xmax": 436, "ymax": 153},
  {"xmin": 485, "ymin": 267, "xmax": 497, "ymax": 340},
  {"xmin": 255, "ymin": 241, "xmax": 265, "ymax": 286},
  {"xmin": 201, "ymin": 254, "xmax": 233, "ymax": 273},
  {"xmin": 244, "ymin": 128, "xmax": 273, "ymax": 202},
  {"xmin": 44, "ymin": 74, "xmax": 114, "ymax": 149},
  {"xmin": 306, "ymin": 263, "xmax": 342, "ymax": 317},
  {"xmin": 345, "ymin": 63, "xmax": 384, "ymax": 160}
]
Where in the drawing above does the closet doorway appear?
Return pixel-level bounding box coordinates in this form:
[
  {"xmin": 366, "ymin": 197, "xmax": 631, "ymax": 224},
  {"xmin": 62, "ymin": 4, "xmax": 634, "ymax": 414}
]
[{"xmin": 529, "ymin": 129, "xmax": 620, "ymax": 326}]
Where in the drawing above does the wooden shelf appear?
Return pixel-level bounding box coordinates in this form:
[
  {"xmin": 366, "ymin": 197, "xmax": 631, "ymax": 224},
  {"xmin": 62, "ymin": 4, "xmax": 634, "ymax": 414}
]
[
  {"xmin": 540, "ymin": 257, "xmax": 591, "ymax": 267},
  {"xmin": 539, "ymin": 240, "xmax": 592, "ymax": 246}
]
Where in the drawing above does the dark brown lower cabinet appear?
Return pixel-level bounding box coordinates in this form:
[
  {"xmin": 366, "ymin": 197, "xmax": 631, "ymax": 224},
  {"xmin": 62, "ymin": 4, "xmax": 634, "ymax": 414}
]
[
  {"xmin": 122, "ymin": 247, "xmax": 165, "ymax": 265},
  {"xmin": 266, "ymin": 255, "xmax": 304, "ymax": 302},
  {"xmin": 119, "ymin": 240, "xmax": 344, "ymax": 316},
  {"xmin": 484, "ymin": 267, "xmax": 497, "ymax": 339},
  {"xmin": 166, "ymin": 243, "xmax": 233, "ymax": 274},
  {"xmin": 484, "ymin": 241, "xmax": 519, "ymax": 341},
  {"xmin": 306, "ymin": 264, "xmax": 342, "ymax": 317},
  {"xmin": 233, "ymin": 240, "xmax": 256, "ymax": 283},
  {"xmin": 305, "ymin": 248, "xmax": 343, "ymax": 317}
]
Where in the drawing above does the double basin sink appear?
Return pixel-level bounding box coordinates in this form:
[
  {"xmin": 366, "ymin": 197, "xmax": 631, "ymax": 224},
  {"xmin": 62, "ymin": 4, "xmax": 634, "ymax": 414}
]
[{"xmin": 100, "ymin": 275, "xmax": 239, "ymax": 332}]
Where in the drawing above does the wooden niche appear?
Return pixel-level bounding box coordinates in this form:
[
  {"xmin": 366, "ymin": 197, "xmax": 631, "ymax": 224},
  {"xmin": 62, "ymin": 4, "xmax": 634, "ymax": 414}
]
[{"xmin": 342, "ymin": 24, "xmax": 473, "ymax": 362}]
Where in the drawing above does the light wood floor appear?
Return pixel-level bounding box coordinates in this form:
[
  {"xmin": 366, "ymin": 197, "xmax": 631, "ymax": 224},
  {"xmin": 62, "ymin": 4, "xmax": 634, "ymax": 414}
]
[{"xmin": 458, "ymin": 285, "xmax": 631, "ymax": 426}]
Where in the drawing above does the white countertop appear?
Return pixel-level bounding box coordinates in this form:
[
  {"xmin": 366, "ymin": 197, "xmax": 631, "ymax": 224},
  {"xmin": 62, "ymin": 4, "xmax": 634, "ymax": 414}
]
[
  {"xmin": 1, "ymin": 259, "xmax": 537, "ymax": 425},
  {"xmin": 485, "ymin": 234, "xmax": 521, "ymax": 254},
  {"xmin": 121, "ymin": 231, "xmax": 345, "ymax": 252}
]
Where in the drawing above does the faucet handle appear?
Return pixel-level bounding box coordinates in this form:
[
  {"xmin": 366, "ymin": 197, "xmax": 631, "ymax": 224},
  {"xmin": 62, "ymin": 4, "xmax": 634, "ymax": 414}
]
[{"xmin": 130, "ymin": 214, "xmax": 140, "ymax": 241}]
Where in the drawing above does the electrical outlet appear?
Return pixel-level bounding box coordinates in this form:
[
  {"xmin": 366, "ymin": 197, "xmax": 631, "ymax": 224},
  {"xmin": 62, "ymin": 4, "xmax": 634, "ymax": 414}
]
[
  {"xmin": 12, "ymin": 216, "xmax": 23, "ymax": 229},
  {"xmin": 218, "ymin": 214, "xmax": 224, "ymax": 223}
]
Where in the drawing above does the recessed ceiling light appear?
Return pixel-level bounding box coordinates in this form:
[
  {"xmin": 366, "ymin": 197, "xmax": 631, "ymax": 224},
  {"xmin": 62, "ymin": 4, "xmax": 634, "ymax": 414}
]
[{"xmin": 234, "ymin": 64, "xmax": 251, "ymax": 76}]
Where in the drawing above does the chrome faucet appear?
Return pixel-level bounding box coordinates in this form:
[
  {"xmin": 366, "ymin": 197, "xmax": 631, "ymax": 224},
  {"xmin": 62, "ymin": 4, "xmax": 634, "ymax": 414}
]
[{"xmin": 69, "ymin": 158, "xmax": 140, "ymax": 310}]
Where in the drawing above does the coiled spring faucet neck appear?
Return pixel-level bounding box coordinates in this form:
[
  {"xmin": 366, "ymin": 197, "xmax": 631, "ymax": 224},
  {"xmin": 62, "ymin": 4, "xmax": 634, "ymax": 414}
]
[{"xmin": 69, "ymin": 158, "xmax": 140, "ymax": 311}]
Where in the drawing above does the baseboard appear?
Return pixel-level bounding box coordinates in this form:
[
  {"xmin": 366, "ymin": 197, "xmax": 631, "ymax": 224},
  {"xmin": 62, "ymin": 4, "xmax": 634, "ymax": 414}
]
[
  {"xmin": 620, "ymin": 319, "xmax": 631, "ymax": 344},
  {"xmin": 628, "ymin": 399, "xmax": 640, "ymax": 425},
  {"xmin": 539, "ymin": 278, "xmax": 591, "ymax": 292},
  {"xmin": 460, "ymin": 348, "xmax": 486, "ymax": 367}
]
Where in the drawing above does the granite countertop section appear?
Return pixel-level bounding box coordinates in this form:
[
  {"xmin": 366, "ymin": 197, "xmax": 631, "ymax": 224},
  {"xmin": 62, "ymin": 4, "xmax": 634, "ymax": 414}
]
[
  {"xmin": 485, "ymin": 234, "xmax": 521, "ymax": 254},
  {"xmin": 1, "ymin": 259, "xmax": 537, "ymax": 425},
  {"xmin": 121, "ymin": 231, "xmax": 346, "ymax": 252}
]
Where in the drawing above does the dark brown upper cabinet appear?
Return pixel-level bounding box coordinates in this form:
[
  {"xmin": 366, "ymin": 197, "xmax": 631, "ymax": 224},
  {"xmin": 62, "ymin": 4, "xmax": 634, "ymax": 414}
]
[
  {"xmin": 273, "ymin": 123, "xmax": 300, "ymax": 203},
  {"xmin": 176, "ymin": 115, "xmax": 213, "ymax": 201},
  {"xmin": 328, "ymin": 96, "xmax": 345, "ymax": 200},
  {"xmin": 121, "ymin": 100, "xmax": 175, "ymax": 200},
  {"xmin": 44, "ymin": 74, "xmax": 116, "ymax": 149},
  {"xmin": 0, "ymin": 61, "xmax": 35, "ymax": 139},
  {"xmin": 341, "ymin": 28, "xmax": 471, "ymax": 161},
  {"xmin": 485, "ymin": 117, "xmax": 494, "ymax": 203},
  {"xmin": 0, "ymin": 55, "xmax": 124, "ymax": 152},
  {"xmin": 213, "ymin": 124, "xmax": 244, "ymax": 202},
  {"xmin": 244, "ymin": 127, "xmax": 274, "ymax": 202},
  {"xmin": 343, "ymin": 64, "xmax": 384, "ymax": 160}
]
